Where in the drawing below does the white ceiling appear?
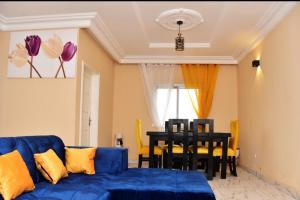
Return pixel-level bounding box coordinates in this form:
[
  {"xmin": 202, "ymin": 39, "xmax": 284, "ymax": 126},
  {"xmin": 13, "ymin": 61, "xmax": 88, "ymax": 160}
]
[{"xmin": 0, "ymin": 1, "xmax": 297, "ymax": 64}]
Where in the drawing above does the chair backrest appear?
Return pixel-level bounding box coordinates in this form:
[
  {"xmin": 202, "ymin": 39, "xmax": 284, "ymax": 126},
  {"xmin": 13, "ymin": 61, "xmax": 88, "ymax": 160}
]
[
  {"xmin": 230, "ymin": 120, "xmax": 239, "ymax": 154},
  {"xmin": 190, "ymin": 119, "xmax": 214, "ymax": 133},
  {"xmin": 135, "ymin": 119, "xmax": 143, "ymax": 154},
  {"xmin": 167, "ymin": 119, "xmax": 189, "ymax": 147},
  {"xmin": 166, "ymin": 120, "xmax": 184, "ymax": 146},
  {"xmin": 165, "ymin": 120, "xmax": 184, "ymax": 132},
  {"xmin": 192, "ymin": 119, "xmax": 214, "ymax": 149},
  {"xmin": 167, "ymin": 119, "xmax": 189, "ymax": 133}
]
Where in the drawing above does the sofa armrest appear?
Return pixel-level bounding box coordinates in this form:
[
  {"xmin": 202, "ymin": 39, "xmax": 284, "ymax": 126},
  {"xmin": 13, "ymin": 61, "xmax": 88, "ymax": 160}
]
[{"xmin": 66, "ymin": 146, "xmax": 128, "ymax": 174}]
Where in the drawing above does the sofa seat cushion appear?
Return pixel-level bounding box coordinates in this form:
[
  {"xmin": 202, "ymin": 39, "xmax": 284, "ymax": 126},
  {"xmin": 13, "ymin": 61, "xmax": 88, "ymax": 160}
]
[
  {"xmin": 16, "ymin": 174, "xmax": 110, "ymax": 200},
  {"xmin": 104, "ymin": 168, "xmax": 216, "ymax": 200},
  {"xmin": 14, "ymin": 169, "xmax": 215, "ymax": 200}
]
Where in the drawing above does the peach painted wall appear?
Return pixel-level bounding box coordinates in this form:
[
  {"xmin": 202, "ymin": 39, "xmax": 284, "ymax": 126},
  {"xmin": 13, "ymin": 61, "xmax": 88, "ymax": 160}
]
[
  {"xmin": 0, "ymin": 29, "xmax": 115, "ymax": 148},
  {"xmin": 0, "ymin": 30, "xmax": 77, "ymax": 145},
  {"xmin": 75, "ymin": 29, "xmax": 115, "ymax": 147},
  {"xmin": 238, "ymin": 5, "xmax": 300, "ymax": 194},
  {"xmin": 112, "ymin": 64, "xmax": 238, "ymax": 162}
]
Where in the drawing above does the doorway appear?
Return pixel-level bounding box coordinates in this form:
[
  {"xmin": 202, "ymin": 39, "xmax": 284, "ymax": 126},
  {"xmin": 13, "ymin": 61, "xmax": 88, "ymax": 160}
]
[{"xmin": 79, "ymin": 62, "xmax": 100, "ymax": 147}]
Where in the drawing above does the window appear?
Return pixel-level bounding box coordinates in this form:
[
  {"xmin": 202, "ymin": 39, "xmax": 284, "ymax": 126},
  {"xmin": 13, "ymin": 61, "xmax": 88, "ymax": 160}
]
[{"xmin": 156, "ymin": 85, "xmax": 197, "ymax": 123}]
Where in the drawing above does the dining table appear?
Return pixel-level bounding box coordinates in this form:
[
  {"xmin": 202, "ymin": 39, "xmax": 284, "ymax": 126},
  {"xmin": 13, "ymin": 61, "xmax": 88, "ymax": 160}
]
[{"xmin": 146, "ymin": 131, "xmax": 231, "ymax": 180}]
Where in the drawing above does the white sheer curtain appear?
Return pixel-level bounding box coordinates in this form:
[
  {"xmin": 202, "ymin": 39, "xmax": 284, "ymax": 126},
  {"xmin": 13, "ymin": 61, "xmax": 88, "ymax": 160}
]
[{"xmin": 139, "ymin": 63, "xmax": 179, "ymax": 129}]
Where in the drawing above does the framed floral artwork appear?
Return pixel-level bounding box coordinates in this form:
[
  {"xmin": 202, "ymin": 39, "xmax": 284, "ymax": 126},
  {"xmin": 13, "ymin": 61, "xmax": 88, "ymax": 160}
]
[{"xmin": 7, "ymin": 29, "xmax": 78, "ymax": 78}]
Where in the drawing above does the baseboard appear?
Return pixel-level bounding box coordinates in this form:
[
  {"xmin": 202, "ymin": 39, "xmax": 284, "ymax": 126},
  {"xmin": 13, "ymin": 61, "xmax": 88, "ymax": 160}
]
[{"xmin": 239, "ymin": 165, "xmax": 300, "ymax": 200}]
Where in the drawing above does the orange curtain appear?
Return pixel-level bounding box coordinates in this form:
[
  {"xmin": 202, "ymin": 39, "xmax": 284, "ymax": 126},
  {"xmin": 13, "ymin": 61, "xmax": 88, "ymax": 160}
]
[{"xmin": 181, "ymin": 64, "xmax": 219, "ymax": 118}]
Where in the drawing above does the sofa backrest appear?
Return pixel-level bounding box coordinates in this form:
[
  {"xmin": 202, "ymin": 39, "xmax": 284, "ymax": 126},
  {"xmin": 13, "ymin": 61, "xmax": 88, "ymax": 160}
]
[{"xmin": 0, "ymin": 135, "xmax": 65, "ymax": 183}]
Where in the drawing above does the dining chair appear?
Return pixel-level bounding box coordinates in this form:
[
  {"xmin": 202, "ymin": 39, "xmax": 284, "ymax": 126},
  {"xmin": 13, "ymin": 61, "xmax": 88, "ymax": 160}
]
[
  {"xmin": 213, "ymin": 120, "xmax": 239, "ymax": 176},
  {"xmin": 166, "ymin": 119, "xmax": 189, "ymax": 170},
  {"xmin": 190, "ymin": 119, "xmax": 214, "ymax": 171},
  {"xmin": 162, "ymin": 121, "xmax": 182, "ymax": 169},
  {"xmin": 135, "ymin": 119, "xmax": 162, "ymax": 168}
]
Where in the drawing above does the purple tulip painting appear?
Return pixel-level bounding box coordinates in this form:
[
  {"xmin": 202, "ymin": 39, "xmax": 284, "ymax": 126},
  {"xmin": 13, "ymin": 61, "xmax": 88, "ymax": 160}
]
[
  {"xmin": 8, "ymin": 30, "xmax": 78, "ymax": 78},
  {"xmin": 25, "ymin": 35, "xmax": 41, "ymax": 56},
  {"xmin": 56, "ymin": 42, "xmax": 77, "ymax": 78},
  {"xmin": 25, "ymin": 35, "xmax": 42, "ymax": 78},
  {"xmin": 61, "ymin": 42, "xmax": 77, "ymax": 62},
  {"xmin": 8, "ymin": 35, "xmax": 43, "ymax": 78},
  {"xmin": 42, "ymin": 34, "xmax": 77, "ymax": 78}
]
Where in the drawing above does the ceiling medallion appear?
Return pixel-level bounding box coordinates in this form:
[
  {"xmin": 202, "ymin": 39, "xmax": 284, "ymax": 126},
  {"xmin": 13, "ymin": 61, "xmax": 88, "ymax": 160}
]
[{"xmin": 155, "ymin": 8, "xmax": 204, "ymax": 31}]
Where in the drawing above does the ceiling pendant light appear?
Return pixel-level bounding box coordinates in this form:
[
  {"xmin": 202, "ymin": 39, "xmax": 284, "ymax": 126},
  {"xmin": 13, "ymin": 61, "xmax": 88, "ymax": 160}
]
[{"xmin": 175, "ymin": 20, "xmax": 184, "ymax": 51}]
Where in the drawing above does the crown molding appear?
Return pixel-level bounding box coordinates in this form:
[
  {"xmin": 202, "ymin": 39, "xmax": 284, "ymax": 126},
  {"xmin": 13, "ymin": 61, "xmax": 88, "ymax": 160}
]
[
  {"xmin": 0, "ymin": 12, "xmax": 123, "ymax": 62},
  {"xmin": 89, "ymin": 14, "xmax": 124, "ymax": 61},
  {"xmin": 234, "ymin": 2, "xmax": 298, "ymax": 62},
  {"xmin": 0, "ymin": 12, "xmax": 96, "ymax": 31},
  {"xmin": 0, "ymin": 22, "xmax": 3, "ymax": 30},
  {"xmin": 0, "ymin": 14, "xmax": 6, "ymax": 30},
  {"xmin": 120, "ymin": 56, "xmax": 237, "ymax": 64},
  {"xmin": 132, "ymin": 2, "xmax": 150, "ymax": 43}
]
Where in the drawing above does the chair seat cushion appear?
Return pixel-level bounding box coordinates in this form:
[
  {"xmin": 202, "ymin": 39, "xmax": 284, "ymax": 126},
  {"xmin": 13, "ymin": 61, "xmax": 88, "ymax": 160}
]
[
  {"xmin": 140, "ymin": 146, "xmax": 162, "ymax": 155},
  {"xmin": 189, "ymin": 146, "xmax": 208, "ymax": 154},
  {"xmin": 213, "ymin": 147, "xmax": 235, "ymax": 157},
  {"xmin": 197, "ymin": 147, "xmax": 208, "ymax": 154},
  {"xmin": 162, "ymin": 144, "xmax": 181, "ymax": 148},
  {"xmin": 166, "ymin": 146, "xmax": 184, "ymax": 154}
]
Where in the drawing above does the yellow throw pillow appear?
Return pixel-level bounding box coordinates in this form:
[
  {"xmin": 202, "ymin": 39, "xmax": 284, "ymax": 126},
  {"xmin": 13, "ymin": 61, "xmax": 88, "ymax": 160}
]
[
  {"xmin": 34, "ymin": 149, "xmax": 68, "ymax": 184},
  {"xmin": 65, "ymin": 147, "xmax": 96, "ymax": 175},
  {"xmin": 0, "ymin": 150, "xmax": 35, "ymax": 200}
]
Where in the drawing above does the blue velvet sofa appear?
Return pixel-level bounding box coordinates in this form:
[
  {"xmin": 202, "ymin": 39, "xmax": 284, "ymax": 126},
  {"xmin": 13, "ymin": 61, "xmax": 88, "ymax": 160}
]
[{"xmin": 0, "ymin": 135, "xmax": 215, "ymax": 200}]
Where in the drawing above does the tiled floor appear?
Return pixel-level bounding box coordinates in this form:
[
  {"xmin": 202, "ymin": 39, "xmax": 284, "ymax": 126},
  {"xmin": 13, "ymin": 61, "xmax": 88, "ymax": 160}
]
[
  {"xmin": 129, "ymin": 163, "xmax": 299, "ymax": 200},
  {"xmin": 209, "ymin": 167, "xmax": 299, "ymax": 200}
]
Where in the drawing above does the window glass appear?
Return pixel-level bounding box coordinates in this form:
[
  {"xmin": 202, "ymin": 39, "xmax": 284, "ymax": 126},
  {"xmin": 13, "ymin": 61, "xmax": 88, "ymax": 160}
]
[
  {"xmin": 178, "ymin": 89, "xmax": 197, "ymax": 121},
  {"xmin": 156, "ymin": 88, "xmax": 177, "ymax": 122},
  {"xmin": 156, "ymin": 87, "xmax": 197, "ymax": 125}
]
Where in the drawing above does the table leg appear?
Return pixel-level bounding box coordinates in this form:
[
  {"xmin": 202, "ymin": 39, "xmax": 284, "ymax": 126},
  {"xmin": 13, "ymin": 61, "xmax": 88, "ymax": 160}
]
[
  {"xmin": 207, "ymin": 139, "xmax": 213, "ymax": 180},
  {"xmin": 167, "ymin": 139, "xmax": 173, "ymax": 169},
  {"xmin": 183, "ymin": 147, "xmax": 188, "ymax": 170},
  {"xmin": 192, "ymin": 142, "xmax": 198, "ymax": 170},
  {"xmin": 182, "ymin": 137, "xmax": 189, "ymax": 170},
  {"xmin": 149, "ymin": 136, "xmax": 155, "ymax": 168},
  {"xmin": 221, "ymin": 138, "xmax": 228, "ymax": 179}
]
